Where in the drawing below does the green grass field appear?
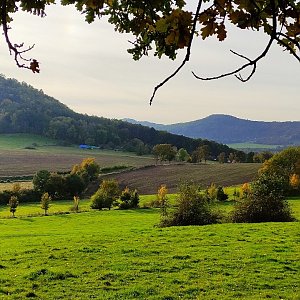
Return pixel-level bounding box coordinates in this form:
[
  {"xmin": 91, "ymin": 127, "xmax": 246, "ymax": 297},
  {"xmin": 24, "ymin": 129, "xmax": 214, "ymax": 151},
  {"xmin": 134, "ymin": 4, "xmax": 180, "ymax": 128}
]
[
  {"xmin": 0, "ymin": 134, "xmax": 59, "ymax": 150},
  {"xmin": 0, "ymin": 196, "xmax": 299, "ymax": 299},
  {"xmin": 0, "ymin": 134, "xmax": 299, "ymax": 299}
]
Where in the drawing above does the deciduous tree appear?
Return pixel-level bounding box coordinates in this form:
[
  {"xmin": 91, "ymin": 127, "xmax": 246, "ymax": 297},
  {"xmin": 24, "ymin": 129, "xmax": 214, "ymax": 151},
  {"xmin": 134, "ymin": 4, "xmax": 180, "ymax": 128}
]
[
  {"xmin": 1, "ymin": 0, "xmax": 298, "ymax": 103},
  {"xmin": 231, "ymin": 173, "xmax": 294, "ymax": 223},
  {"xmin": 153, "ymin": 144, "xmax": 177, "ymax": 163},
  {"xmin": 8, "ymin": 195, "xmax": 18, "ymax": 218},
  {"xmin": 259, "ymin": 146, "xmax": 300, "ymax": 193},
  {"xmin": 71, "ymin": 158, "xmax": 100, "ymax": 183},
  {"xmin": 157, "ymin": 184, "xmax": 169, "ymax": 217},
  {"xmin": 41, "ymin": 192, "xmax": 51, "ymax": 216},
  {"xmin": 91, "ymin": 179, "xmax": 120, "ymax": 210}
]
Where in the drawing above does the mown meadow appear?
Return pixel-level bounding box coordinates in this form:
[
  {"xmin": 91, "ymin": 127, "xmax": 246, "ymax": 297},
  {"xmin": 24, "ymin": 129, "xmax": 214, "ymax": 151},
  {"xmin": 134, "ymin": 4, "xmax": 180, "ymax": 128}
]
[{"xmin": 0, "ymin": 195, "xmax": 299, "ymax": 299}]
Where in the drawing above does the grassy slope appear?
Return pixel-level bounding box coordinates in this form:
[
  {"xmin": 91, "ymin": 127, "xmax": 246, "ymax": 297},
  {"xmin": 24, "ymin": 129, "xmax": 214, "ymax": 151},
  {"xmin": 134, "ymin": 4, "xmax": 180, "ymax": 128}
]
[
  {"xmin": 0, "ymin": 206, "xmax": 299, "ymax": 300},
  {"xmin": 0, "ymin": 134, "xmax": 59, "ymax": 150}
]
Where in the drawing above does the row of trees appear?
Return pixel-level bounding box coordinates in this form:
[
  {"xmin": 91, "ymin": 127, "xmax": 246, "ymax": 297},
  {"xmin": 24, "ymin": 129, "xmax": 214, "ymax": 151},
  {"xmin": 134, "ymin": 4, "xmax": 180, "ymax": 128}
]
[
  {"xmin": 7, "ymin": 192, "xmax": 82, "ymax": 217},
  {"xmin": 0, "ymin": 158, "xmax": 100, "ymax": 206},
  {"xmin": 153, "ymin": 143, "xmax": 272, "ymax": 164}
]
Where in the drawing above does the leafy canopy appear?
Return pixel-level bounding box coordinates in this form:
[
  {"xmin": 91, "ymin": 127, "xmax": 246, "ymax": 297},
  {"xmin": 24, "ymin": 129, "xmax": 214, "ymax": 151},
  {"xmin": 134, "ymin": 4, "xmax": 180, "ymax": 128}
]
[{"xmin": 1, "ymin": 0, "xmax": 299, "ymax": 101}]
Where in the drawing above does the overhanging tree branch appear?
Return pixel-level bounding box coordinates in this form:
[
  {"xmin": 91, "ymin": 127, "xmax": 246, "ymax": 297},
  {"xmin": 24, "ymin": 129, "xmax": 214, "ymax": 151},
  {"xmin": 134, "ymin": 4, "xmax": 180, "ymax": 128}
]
[
  {"xmin": 1, "ymin": 0, "xmax": 39, "ymax": 72},
  {"xmin": 191, "ymin": 0, "xmax": 300, "ymax": 82},
  {"xmin": 149, "ymin": 0, "xmax": 203, "ymax": 105}
]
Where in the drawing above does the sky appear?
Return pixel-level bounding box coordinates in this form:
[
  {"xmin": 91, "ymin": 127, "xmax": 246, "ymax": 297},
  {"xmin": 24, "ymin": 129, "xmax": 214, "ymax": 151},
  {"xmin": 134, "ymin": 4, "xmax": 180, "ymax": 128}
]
[{"xmin": 0, "ymin": 3, "xmax": 299, "ymax": 124}]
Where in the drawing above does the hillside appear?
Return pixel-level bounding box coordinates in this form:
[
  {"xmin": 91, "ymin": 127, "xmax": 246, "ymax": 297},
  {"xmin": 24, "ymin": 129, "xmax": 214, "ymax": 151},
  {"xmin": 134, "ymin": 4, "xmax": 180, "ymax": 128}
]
[
  {"xmin": 0, "ymin": 75, "xmax": 235, "ymax": 158},
  {"xmin": 124, "ymin": 114, "xmax": 300, "ymax": 145}
]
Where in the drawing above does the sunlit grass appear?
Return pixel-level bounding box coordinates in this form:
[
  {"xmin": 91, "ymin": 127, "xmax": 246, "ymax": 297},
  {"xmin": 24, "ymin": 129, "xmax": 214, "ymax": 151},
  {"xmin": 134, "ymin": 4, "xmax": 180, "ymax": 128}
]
[{"xmin": 0, "ymin": 208, "xmax": 299, "ymax": 299}]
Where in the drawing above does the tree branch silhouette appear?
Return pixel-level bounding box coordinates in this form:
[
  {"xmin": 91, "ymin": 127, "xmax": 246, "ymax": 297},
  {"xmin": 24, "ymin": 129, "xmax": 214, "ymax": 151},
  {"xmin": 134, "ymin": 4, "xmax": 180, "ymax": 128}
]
[
  {"xmin": 1, "ymin": 0, "xmax": 39, "ymax": 72},
  {"xmin": 149, "ymin": 0, "xmax": 203, "ymax": 105},
  {"xmin": 192, "ymin": 0, "xmax": 299, "ymax": 82}
]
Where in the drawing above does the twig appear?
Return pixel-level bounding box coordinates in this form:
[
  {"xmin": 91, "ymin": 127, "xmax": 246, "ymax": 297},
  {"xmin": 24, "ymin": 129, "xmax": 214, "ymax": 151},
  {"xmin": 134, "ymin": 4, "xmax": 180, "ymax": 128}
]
[
  {"xmin": 149, "ymin": 0, "xmax": 203, "ymax": 105},
  {"xmin": 192, "ymin": 0, "xmax": 282, "ymax": 82},
  {"xmin": 1, "ymin": 0, "xmax": 39, "ymax": 72}
]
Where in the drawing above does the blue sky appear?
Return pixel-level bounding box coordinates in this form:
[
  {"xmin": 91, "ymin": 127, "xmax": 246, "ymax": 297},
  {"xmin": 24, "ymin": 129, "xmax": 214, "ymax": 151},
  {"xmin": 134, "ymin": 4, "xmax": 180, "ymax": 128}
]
[{"xmin": 1, "ymin": 3, "xmax": 299, "ymax": 124}]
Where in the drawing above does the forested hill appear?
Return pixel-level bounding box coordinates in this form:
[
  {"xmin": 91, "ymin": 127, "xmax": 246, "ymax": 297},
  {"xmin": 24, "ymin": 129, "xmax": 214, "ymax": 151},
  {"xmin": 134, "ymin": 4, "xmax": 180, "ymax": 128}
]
[
  {"xmin": 0, "ymin": 75, "xmax": 237, "ymax": 157},
  {"xmin": 125, "ymin": 115, "xmax": 300, "ymax": 145}
]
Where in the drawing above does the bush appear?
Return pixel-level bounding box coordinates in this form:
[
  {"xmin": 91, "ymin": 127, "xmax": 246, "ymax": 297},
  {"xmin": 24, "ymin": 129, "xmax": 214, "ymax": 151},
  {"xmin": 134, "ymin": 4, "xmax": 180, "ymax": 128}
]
[
  {"xmin": 160, "ymin": 182, "xmax": 221, "ymax": 227},
  {"xmin": 231, "ymin": 173, "xmax": 294, "ymax": 223},
  {"xmin": 118, "ymin": 187, "xmax": 139, "ymax": 209},
  {"xmin": 90, "ymin": 190, "xmax": 109, "ymax": 210},
  {"xmin": 216, "ymin": 186, "xmax": 228, "ymax": 201},
  {"xmin": 8, "ymin": 196, "xmax": 19, "ymax": 218},
  {"xmin": 91, "ymin": 179, "xmax": 120, "ymax": 210}
]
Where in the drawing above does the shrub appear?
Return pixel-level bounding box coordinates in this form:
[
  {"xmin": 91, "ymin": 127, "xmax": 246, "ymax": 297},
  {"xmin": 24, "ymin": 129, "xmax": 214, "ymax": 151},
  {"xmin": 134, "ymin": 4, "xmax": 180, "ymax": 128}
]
[
  {"xmin": 160, "ymin": 182, "xmax": 221, "ymax": 227},
  {"xmin": 90, "ymin": 190, "xmax": 108, "ymax": 210},
  {"xmin": 216, "ymin": 186, "xmax": 228, "ymax": 201},
  {"xmin": 91, "ymin": 179, "xmax": 120, "ymax": 210},
  {"xmin": 0, "ymin": 188, "xmax": 40, "ymax": 206},
  {"xmin": 118, "ymin": 187, "xmax": 139, "ymax": 209},
  {"xmin": 231, "ymin": 173, "xmax": 294, "ymax": 223},
  {"xmin": 206, "ymin": 183, "xmax": 217, "ymax": 201},
  {"xmin": 8, "ymin": 196, "xmax": 19, "ymax": 218}
]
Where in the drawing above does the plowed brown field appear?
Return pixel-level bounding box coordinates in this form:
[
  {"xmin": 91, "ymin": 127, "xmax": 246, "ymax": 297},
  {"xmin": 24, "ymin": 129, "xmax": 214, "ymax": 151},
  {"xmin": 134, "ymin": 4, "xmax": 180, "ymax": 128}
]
[
  {"xmin": 95, "ymin": 163, "xmax": 261, "ymax": 194},
  {"xmin": 0, "ymin": 148, "xmax": 154, "ymax": 177}
]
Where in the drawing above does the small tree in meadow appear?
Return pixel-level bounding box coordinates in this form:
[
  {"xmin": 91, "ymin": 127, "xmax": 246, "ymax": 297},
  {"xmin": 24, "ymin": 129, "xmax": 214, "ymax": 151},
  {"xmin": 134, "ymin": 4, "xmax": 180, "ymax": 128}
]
[
  {"xmin": 160, "ymin": 182, "xmax": 221, "ymax": 227},
  {"xmin": 207, "ymin": 183, "xmax": 218, "ymax": 201},
  {"xmin": 8, "ymin": 196, "xmax": 19, "ymax": 218},
  {"xmin": 41, "ymin": 192, "xmax": 51, "ymax": 216},
  {"xmin": 216, "ymin": 186, "xmax": 228, "ymax": 201},
  {"xmin": 232, "ymin": 188, "xmax": 240, "ymax": 201},
  {"xmin": 157, "ymin": 184, "xmax": 169, "ymax": 217},
  {"xmin": 240, "ymin": 183, "xmax": 251, "ymax": 199},
  {"xmin": 72, "ymin": 196, "xmax": 80, "ymax": 212},
  {"xmin": 91, "ymin": 179, "xmax": 120, "ymax": 210},
  {"xmin": 118, "ymin": 187, "xmax": 140, "ymax": 209}
]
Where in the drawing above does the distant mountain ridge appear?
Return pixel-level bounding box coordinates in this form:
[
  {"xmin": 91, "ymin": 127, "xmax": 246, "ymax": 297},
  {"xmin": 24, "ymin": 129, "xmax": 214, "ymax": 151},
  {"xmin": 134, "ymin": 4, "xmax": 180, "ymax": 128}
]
[{"xmin": 124, "ymin": 115, "xmax": 300, "ymax": 145}]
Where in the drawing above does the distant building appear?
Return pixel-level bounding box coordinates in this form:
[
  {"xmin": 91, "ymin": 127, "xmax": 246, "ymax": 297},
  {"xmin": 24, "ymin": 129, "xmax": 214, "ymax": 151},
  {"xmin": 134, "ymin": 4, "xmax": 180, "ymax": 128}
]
[{"xmin": 79, "ymin": 144, "xmax": 100, "ymax": 150}]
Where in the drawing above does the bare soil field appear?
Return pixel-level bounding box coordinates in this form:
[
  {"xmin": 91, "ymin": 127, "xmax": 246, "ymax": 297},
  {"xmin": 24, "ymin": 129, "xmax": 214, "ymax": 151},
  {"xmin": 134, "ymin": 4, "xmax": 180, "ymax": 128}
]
[
  {"xmin": 93, "ymin": 163, "xmax": 261, "ymax": 194},
  {"xmin": 0, "ymin": 148, "xmax": 154, "ymax": 177}
]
